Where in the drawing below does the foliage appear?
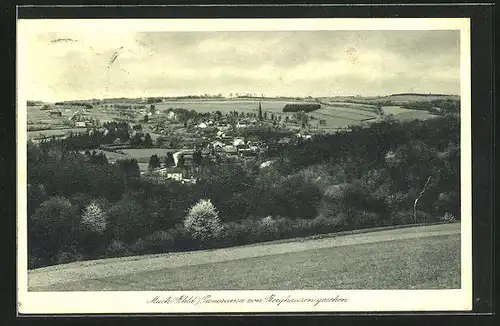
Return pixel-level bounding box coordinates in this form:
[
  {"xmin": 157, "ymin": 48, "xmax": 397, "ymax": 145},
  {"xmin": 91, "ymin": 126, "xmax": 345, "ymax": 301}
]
[
  {"xmin": 106, "ymin": 239, "xmax": 130, "ymax": 257},
  {"xmin": 165, "ymin": 152, "xmax": 175, "ymax": 167},
  {"xmin": 148, "ymin": 154, "xmax": 161, "ymax": 170},
  {"xmin": 29, "ymin": 196, "xmax": 79, "ymax": 264},
  {"xmin": 27, "ymin": 115, "xmax": 460, "ymax": 268},
  {"xmin": 81, "ymin": 201, "xmax": 107, "ymax": 234},
  {"xmin": 183, "ymin": 199, "xmax": 222, "ymax": 243},
  {"xmin": 107, "ymin": 197, "xmax": 145, "ymax": 243},
  {"xmin": 176, "ymin": 153, "xmax": 185, "ymax": 167},
  {"xmin": 116, "ymin": 159, "xmax": 141, "ymax": 180}
]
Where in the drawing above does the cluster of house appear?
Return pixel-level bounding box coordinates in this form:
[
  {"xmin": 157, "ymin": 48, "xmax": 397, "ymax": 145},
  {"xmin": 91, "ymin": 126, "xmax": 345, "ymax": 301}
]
[
  {"xmin": 48, "ymin": 108, "xmax": 100, "ymax": 128},
  {"xmin": 148, "ymin": 166, "xmax": 198, "ymax": 185},
  {"xmin": 209, "ymin": 137, "xmax": 266, "ymax": 158}
]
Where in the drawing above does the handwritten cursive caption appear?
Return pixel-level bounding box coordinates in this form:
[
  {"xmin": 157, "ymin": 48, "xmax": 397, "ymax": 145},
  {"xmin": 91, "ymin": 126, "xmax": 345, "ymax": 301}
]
[{"xmin": 147, "ymin": 294, "xmax": 349, "ymax": 307}]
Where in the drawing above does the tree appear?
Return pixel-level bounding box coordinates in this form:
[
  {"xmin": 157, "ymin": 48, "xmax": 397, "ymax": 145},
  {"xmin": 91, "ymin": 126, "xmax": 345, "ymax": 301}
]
[
  {"xmin": 116, "ymin": 159, "xmax": 140, "ymax": 180},
  {"xmin": 30, "ymin": 196, "xmax": 79, "ymax": 263},
  {"xmin": 81, "ymin": 201, "xmax": 107, "ymax": 234},
  {"xmin": 176, "ymin": 153, "xmax": 185, "ymax": 167},
  {"xmin": 148, "ymin": 154, "xmax": 161, "ymax": 170},
  {"xmin": 131, "ymin": 132, "xmax": 144, "ymax": 147},
  {"xmin": 89, "ymin": 151, "xmax": 108, "ymax": 165},
  {"xmin": 27, "ymin": 183, "xmax": 47, "ymax": 218},
  {"xmin": 107, "ymin": 197, "xmax": 144, "ymax": 243},
  {"xmin": 143, "ymin": 133, "xmax": 153, "ymax": 148},
  {"xmin": 165, "ymin": 152, "xmax": 175, "ymax": 167},
  {"xmin": 183, "ymin": 199, "xmax": 222, "ymax": 242},
  {"xmin": 193, "ymin": 150, "xmax": 203, "ymax": 166}
]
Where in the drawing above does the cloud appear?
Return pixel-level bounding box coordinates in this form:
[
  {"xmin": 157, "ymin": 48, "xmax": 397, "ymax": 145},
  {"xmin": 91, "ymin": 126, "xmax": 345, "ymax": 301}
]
[{"xmin": 24, "ymin": 29, "xmax": 460, "ymax": 101}]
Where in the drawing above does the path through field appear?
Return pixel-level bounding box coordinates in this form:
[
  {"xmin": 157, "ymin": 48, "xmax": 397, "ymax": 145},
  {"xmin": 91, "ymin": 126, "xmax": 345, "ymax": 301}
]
[{"xmin": 28, "ymin": 223, "xmax": 460, "ymax": 291}]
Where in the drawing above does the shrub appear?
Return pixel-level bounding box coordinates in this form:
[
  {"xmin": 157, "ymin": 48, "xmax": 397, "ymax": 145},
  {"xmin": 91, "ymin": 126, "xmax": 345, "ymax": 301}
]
[
  {"xmin": 391, "ymin": 209, "xmax": 432, "ymax": 225},
  {"xmin": 106, "ymin": 239, "xmax": 130, "ymax": 257},
  {"xmin": 143, "ymin": 230, "xmax": 177, "ymax": 253},
  {"xmin": 216, "ymin": 221, "xmax": 256, "ymax": 247},
  {"xmin": 184, "ymin": 199, "xmax": 222, "ymax": 243},
  {"xmin": 130, "ymin": 238, "xmax": 147, "ymax": 254},
  {"xmin": 28, "ymin": 255, "xmax": 49, "ymax": 269},
  {"xmin": 307, "ymin": 215, "xmax": 343, "ymax": 234},
  {"xmin": 81, "ymin": 201, "xmax": 107, "ymax": 234},
  {"xmin": 56, "ymin": 251, "xmax": 83, "ymax": 265},
  {"xmin": 255, "ymin": 216, "xmax": 280, "ymax": 241},
  {"xmin": 349, "ymin": 210, "xmax": 381, "ymax": 228},
  {"xmin": 433, "ymin": 191, "xmax": 459, "ymax": 217},
  {"xmin": 440, "ymin": 212, "xmax": 456, "ymax": 222}
]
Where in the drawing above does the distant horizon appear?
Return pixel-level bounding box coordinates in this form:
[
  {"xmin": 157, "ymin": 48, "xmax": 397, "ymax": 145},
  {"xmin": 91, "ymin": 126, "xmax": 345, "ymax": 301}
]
[{"xmin": 28, "ymin": 92, "xmax": 460, "ymax": 104}]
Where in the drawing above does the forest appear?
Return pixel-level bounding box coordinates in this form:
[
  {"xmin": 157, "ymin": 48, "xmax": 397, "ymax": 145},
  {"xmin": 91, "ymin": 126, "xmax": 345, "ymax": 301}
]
[{"xmin": 27, "ymin": 114, "xmax": 460, "ymax": 268}]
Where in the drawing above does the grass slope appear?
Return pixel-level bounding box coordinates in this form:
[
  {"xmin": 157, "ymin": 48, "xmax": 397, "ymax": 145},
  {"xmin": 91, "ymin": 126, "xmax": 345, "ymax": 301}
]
[{"xmin": 29, "ymin": 229, "xmax": 460, "ymax": 291}]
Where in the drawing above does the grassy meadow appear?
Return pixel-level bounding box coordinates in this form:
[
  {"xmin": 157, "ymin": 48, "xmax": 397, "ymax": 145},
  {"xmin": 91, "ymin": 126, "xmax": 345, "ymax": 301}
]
[
  {"xmin": 29, "ymin": 232, "xmax": 460, "ymax": 291},
  {"xmin": 382, "ymin": 106, "xmax": 438, "ymax": 121}
]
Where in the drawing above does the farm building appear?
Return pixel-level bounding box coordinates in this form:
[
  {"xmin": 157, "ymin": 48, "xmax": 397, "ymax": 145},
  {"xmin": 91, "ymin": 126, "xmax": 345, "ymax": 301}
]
[
  {"xmin": 167, "ymin": 170, "xmax": 184, "ymax": 181},
  {"xmin": 223, "ymin": 145, "xmax": 238, "ymax": 156},
  {"xmin": 233, "ymin": 138, "xmax": 245, "ymax": 147},
  {"xmin": 154, "ymin": 167, "xmax": 183, "ymax": 181},
  {"xmin": 166, "ymin": 111, "xmax": 177, "ymax": 120},
  {"xmin": 211, "ymin": 140, "xmax": 224, "ymax": 148},
  {"xmin": 49, "ymin": 110, "xmax": 62, "ymax": 117},
  {"xmin": 181, "ymin": 178, "xmax": 197, "ymax": 185},
  {"xmin": 296, "ymin": 133, "xmax": 313, "ymax": 140},
  {"xmin": 69, "ymin": 109, "xmax": 100, "ymax": 127},
  {"xmin": 282, "ymin": 103, "xmax": 321, "ymax": 113},
  {"xmin": 173, "ymin": 149, "xmax": 196, "ymax": 167}
]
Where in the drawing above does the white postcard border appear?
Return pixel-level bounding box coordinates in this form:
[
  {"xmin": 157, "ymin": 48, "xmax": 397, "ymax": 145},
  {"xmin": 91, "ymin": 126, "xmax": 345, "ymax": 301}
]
[{"xmin": 16, "ymin": 18, "xmax": 472, "ymax": 314}]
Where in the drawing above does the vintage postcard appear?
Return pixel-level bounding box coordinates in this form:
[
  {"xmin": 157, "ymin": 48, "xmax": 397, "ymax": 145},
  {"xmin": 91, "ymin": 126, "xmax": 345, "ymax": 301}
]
[{"xmin": 17, "ymin": 18, "xmax": 471, "ymax": 314}]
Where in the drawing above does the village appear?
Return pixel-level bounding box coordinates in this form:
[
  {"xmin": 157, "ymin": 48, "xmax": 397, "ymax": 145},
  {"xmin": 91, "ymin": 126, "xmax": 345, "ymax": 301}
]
[
  {"xmin": 36, "ymin": 100, "xmax": 325, "ymax": 185},
  {"xmin": 134, "ymin": 101, "xmax": 319, "ymax": 184}
]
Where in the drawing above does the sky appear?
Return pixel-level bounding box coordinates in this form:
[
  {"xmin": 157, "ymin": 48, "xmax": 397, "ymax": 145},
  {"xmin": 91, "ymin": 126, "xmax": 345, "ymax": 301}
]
[{"xmin": 25, "ymin": 30, "xmax": 461, "ymax": 102}]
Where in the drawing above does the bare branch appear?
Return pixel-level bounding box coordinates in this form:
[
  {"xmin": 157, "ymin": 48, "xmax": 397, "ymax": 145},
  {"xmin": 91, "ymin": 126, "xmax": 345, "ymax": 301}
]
[{"xmin": 413, "ymin": 176, "xmax": 432, "ymax": 224}]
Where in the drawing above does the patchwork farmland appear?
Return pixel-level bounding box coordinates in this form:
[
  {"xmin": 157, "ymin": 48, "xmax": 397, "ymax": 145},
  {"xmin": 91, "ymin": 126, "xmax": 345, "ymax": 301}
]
[{"xmin": 26, "ymin": 94, "xmax": 450, "ymax": 142}]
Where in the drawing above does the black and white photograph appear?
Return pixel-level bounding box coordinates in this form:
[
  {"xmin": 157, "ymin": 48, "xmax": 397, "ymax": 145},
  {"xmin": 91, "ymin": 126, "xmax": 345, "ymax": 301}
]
[{"xmin": 17, "ymin": 18, "xmax": 472, "ymax": 314}]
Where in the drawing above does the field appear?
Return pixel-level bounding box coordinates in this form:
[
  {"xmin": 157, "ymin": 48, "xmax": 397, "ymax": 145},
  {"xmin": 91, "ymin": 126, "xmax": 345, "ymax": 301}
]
[
  {"xmin": 27, "ymin": 128, "xmax": 86, "ymax": 140},
  {"xmin": 26, "ymin": 97, "xmax": 442, "ymax": 139},
  {"xmin": 118, "ymin": 148, "xmax": 181, "ymax": 162},
  {"xmin": 324, "ymin": 94, "xmax": 459, "ymax": 106},
  {"xmin": 157, "ymin": 99, "xmax": 383, "ymax": 131},
  {"xmin": 382, "ymin": 106, "xmax": 438, "ymax": 121},
  {"xmin": 98, "ymin": 148, "xmax": 182, "ymax": 169},
  {"xmin": 157, "ymin": 100, "xmax": 294, "ymax": 114},
  {"xmin": 309, "ymin": 104, "xmax": 379, "ymax": 129},
  {"xmin": 28, "ymin": 223, "xmax": 460, "ymax": 291}
]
